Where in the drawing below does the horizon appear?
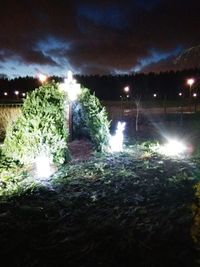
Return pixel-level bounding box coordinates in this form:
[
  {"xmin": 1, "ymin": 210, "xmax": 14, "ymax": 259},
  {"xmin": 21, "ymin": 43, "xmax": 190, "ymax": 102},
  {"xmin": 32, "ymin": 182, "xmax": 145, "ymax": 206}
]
[{"xmin": 1, "ymin": 66, "xmax": 200, "ymax": 81}]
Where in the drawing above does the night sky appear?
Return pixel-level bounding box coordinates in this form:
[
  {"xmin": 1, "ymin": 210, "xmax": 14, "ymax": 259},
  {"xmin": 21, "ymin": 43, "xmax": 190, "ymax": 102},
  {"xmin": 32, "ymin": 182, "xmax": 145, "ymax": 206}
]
[{"xmin": 1, "ymin": 0, "xmax": 200, "ymax": 78}]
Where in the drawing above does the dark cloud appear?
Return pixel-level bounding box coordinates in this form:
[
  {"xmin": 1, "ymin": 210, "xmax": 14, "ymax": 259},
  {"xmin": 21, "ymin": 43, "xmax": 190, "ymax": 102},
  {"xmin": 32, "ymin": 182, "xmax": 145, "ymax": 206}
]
[
  {"xmin": 21, "ymin": 50, "xmax": 60, "ymax": 66},
  {"xmin": 141, "ymin": 56, "xmax": 177, "ymax": 73},
  {"xmin": 0, "ymin": 0, "xmax": 200, "ymax": 77}
]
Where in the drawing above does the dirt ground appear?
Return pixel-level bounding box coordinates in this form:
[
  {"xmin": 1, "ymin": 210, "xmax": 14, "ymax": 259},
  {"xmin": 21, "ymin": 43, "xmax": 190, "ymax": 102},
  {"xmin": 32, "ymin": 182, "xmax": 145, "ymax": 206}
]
[{"xmin": 68, "ymin": 139, "xmax": 94, "ymax": 161}]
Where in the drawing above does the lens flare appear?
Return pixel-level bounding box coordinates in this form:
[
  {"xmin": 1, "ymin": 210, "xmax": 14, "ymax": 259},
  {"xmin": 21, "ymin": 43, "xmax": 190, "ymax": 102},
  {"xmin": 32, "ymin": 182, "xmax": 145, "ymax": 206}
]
[
  {"xmin": 109, "ymin": 121, "xmax": 125, "ymax": 152},
  {"xmin": 160, "ymin": 139, "xmax": 187, "ymax": 156},
  {"xmin": 35, "ymin": 153, "xmax": 51, "ymax": 179}
]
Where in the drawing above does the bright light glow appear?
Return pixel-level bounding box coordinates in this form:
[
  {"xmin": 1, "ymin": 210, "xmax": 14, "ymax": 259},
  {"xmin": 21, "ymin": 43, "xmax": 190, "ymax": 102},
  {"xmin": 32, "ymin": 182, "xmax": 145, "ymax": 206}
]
[
  {"xmin": 14, "ymin": 90, "xmax": 19, "ymax": 95},
  {"xmin": 35, "ymin": 153, "xmax": 51, "ymax": 179},
  {"xmin": 67, "ymin": 70, "xmax": 73, "ymax": 82},
  {"xmin": 187, "ymin": 78, "xmax": 195, "ymax": 87},
  {"xmin": 22, "ymin": 92, "xmax": 26, "ymax": 97},
  {"xmin": 59, "ymin": 70, "xmax": 81, "ymax": 101},
  {"xmin": 124, "ymin": 86, "xmax": 129, "ymax": 93},
  {"xmin": 193, "ymin": 93, "xmax": 197, "ymax": 97},
  {"xmin": 4, "ymin": 92, "xmax": 8, "ymax": 96},
  {"xmin": 179, "ymin": 92, "xmax": 182, "ymax": 96},
  {"xmin": 153, "ymin": 93, "xmax": 157, "ymax": 98},
  {"xmin": 159, "ymin": 139, "xmax": 187, "ymax": 156},
  {"xmin": 126, "ymin": 94, "xmax": 130, "ymax": 98},
  {"xmin": 109, "ymin": 121, "xmax": 125, "ymax": 152},
  {"xmin": 38, "ymin": 74, "xmax": 47, "ymax": 83}
]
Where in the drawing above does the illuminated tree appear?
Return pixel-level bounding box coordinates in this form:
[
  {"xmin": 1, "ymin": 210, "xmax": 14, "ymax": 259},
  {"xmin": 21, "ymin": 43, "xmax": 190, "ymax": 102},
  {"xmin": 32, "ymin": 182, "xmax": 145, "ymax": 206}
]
[{"xmin": 3, "ymin": 81, "xmax": 110, "ymax": 167}]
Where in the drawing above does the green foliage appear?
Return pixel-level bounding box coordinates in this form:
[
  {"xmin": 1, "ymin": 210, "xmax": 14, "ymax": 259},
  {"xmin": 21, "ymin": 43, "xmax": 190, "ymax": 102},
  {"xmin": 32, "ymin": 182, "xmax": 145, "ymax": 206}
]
[
  {"xmin": 0, "ymin": 149, "xmax": 22, "ymax": 182},
  {"xmin": 74, "ymin": 88, "xmax": 110, "ymax": 152},
  {"xmin": 3, "ymin": 81, "xmax": 69, "ymax": 165},
  {"xmin": 0, "ymin": 148, "xmax": 31, "ymax": 197}
]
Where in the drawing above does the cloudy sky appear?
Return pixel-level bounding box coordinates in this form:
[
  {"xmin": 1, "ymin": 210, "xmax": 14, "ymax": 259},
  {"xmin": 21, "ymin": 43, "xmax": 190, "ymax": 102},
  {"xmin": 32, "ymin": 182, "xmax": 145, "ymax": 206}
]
[{"xmin": 0, "ymin": 0, "xmax": 200, "ymax": 78}]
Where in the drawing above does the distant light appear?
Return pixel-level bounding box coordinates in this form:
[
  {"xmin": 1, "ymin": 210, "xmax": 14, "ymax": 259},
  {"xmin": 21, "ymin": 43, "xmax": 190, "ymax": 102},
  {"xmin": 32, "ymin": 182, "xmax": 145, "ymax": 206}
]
[
  {"xmin": 159, "ymin": 139, "xmax": 187, "ymax": 156},
  {"xmin": 126, "ymin": 94, "xmax": 130, "ymax": 98},
  {"xmin": 124, "ymin": 86, "xmax": 130, "ymax": 93},
  {"xmin": 4, "ymin": 92, "xmax": 8, "ymax": 96},
  {"xmin": 38, "ymin": 74, "xmax": 47, "ymax": 83},
  {"xmin": 59, "ymin": 71, "xmax": 81, "ymax": 101},
  {"xmin": 109, "ymin": 121, "xmax": 126, "ymax": 152},
  {"xmin": 14, "ymin": 90, "xmax": 19, "ymax": 95},
  {"xmin": 153, "ymin": 93, "xmax": 157, "ymax": 98},
  {"xmin": 187, "ymin": 78, "xmax": 195, "ymax": 86},
  {"xmin": 193, "ymin": 93, "xmax": 197, "ymax": 97},
  {"xmin": 22, "ymin": 92, "xmax": 26, "ymax": 97},
  {"xmin": 178, "ymin": 92, "xmax": 182, "ymax": 96},
  {"xmin": 35, "ymin": 153, "xmax": 51, "ymax": 179}
]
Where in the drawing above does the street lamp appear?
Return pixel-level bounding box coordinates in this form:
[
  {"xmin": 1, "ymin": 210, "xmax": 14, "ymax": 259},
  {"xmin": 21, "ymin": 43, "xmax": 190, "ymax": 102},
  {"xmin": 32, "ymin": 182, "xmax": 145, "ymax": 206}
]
[
  {"xmin": 124, "ymin": 86, "xmax": 130, "ymax": 94},
  {"xmin": 59, "ymin": 71, "xmax": 81, "ymax": 141},
  {"xmin": 153, "ymin": 93, "xmax": 157, "ymax": 98},
  {"xmin": 120, "ymin": 95, "xmax": 123, "ymax": 118},
  {"xmin": 178, "ymin": 92, "xmax": 183, "ymax": 125},
  {"xmin": 14, "ymin": 90, "xmax": 19, "ymax": 102},
  {"xmin": 187, "ymin": 78, "xmax": 195, "ymax": 92},
  {"xmin": 193, "ymin": 93, "xmax": 197, "ymax": 112},
  {"xmin": 123, "ymin": 86, "xmax": 131, "ymax": 116},
  {"xmin": 187, "ymin": 78, "xmax": 195, "ymax": 111},
  {"xmin": 193, "ymin": 93, "xmax": 197, "ymax": 97}
]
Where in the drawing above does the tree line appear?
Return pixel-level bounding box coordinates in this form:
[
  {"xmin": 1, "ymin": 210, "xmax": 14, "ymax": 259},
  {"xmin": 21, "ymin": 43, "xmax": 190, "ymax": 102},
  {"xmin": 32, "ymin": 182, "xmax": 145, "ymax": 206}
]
[{"xmin": 0, "ymin": 68, "xmax": 200, "ymax": 102}]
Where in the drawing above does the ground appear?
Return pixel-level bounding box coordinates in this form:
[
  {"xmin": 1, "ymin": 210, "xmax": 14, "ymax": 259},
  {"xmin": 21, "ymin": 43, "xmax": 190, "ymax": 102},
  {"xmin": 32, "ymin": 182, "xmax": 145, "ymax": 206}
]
[
  {"xmin": 0, "ymin": 142, "xmax": 199, "ymax": 267},
  {"xmin": 68, "ymin": 139, "xmax": 93, "ymax": 162}
]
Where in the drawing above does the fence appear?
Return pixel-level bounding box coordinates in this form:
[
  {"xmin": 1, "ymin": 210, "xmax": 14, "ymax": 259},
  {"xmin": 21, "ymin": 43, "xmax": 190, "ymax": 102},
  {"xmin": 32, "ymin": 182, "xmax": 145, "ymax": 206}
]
[{"xmin": 0, "ymin": 104, "xmax": 22, "ymax": 140}]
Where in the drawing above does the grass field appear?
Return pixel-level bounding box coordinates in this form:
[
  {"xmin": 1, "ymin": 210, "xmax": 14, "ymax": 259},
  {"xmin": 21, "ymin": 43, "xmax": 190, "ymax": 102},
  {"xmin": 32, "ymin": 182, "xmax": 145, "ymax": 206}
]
[{"xmin": 0, "ymin": 143, "xmax": 200, "ymax": 267}]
